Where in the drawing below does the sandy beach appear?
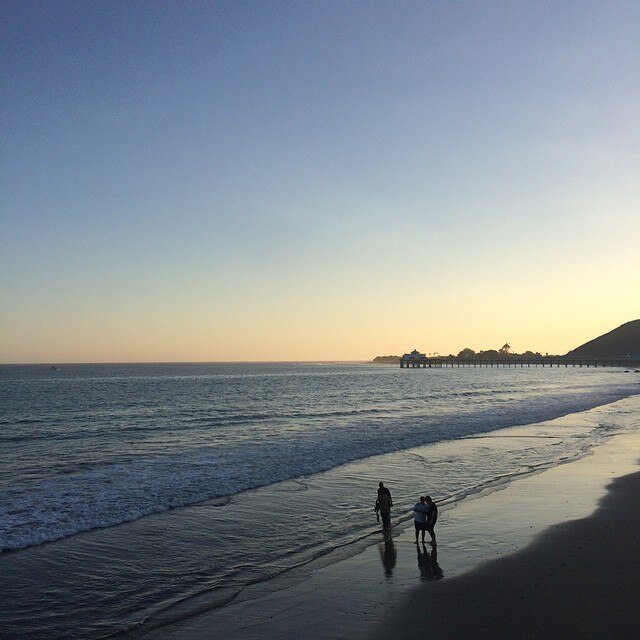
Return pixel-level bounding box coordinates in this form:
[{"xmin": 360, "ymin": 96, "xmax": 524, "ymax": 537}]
[{"xmin": 144, "ymin": 418, "xmax": 640, "ymax": 640}]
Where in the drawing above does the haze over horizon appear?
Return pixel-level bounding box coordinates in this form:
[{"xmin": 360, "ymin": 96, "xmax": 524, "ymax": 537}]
[{"xmin": 2, "ymin": 1, "xmax": 638, "ymax": 364}]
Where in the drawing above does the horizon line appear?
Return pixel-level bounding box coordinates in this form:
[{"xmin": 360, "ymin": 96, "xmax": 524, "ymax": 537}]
[{"xmin": 0, "ymin": 360, "xmax": 374, "ymax": 366}]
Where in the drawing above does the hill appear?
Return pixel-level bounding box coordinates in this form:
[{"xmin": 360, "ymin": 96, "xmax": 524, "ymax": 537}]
[
  {"xmin": 372, "ymin": 355, "xmax": 401, "ymax": 364},
  {"xmin": 566, "ymin": 320, "xmax": 640, "ymax": 357}
]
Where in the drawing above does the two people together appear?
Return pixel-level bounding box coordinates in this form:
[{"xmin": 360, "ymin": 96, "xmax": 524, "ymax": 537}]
[
  {"xmin": 413, "ymin": 494, "xmax": 437, "ymax": 545},
  {"xmin": 374, "ymin": 482, "xmax": 438, "ymax": 545}
]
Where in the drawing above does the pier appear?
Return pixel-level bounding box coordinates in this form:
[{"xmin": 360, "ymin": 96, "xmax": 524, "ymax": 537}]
[{"xmin": 400, "ymin": 355, "xmax": 640, "ymax": 369}]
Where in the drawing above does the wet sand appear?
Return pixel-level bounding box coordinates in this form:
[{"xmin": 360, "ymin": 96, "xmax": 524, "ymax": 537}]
[
  {"xmin": 144, "ymin": 429, "xmax": 640, "ymax": 640},
  {"xmin": 370, "ymin": 470, "xmax": 640, "ymax": 640}
]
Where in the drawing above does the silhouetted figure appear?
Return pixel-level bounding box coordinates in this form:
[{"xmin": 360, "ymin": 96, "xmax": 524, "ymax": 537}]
[
  {"xmin": 377, "ymin": 482, "xmax": 392, "ymax": 501},
  {"xmin": 375, "ymin": 482, "xmax": 393, "ymax": 530},
  {"xmin": 425, "ymin": 495, "xmax": 438, "ymax": 545}
]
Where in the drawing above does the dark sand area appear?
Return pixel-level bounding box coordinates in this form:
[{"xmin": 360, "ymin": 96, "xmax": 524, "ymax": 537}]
[{"xmin": 370, "ymin": 470, "xmax": 640, "ymax": 640}]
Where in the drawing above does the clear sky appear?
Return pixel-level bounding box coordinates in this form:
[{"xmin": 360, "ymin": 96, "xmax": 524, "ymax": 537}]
[{"xmin": 2, "ymin": 1, "xmax": 638, "ymax": 363}]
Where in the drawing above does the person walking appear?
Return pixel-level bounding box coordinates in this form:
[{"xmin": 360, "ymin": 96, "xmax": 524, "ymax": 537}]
[{"xmin": 413, "ymin": 496, "xmax": 428, "ymax": 543}]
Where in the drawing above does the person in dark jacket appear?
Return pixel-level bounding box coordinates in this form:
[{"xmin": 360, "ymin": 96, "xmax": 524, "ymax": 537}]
[
  {"xmin": 424, "ymin": 495, "xmax": 438, "ymax": 545},
  {"xmin": 375, "ymin": 482, "xmax": 393, "ymax": 529}
]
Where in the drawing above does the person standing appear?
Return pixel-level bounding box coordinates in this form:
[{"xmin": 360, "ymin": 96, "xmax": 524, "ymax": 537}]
[
  {"xmin": 413, "ymin": 496, "xmax": 428, "ymax": 543},
  {"xmin": 377, "ymin": 482, "xmax": 392, "ymax": 502},
  {"xmin": 424, "ymin": 495, "xmax": 438, "ymax": 545},
  {"xmin": 375, "ymin": 482, "xmax": 393, "ymax": 530}
]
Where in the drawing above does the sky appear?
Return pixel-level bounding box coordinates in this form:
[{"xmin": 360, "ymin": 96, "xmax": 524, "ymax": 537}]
[{"xmin": 1, "ymin": 0, "xmax": 638, "ymax": 363}]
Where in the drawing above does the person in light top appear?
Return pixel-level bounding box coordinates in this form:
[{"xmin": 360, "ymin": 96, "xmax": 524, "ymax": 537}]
[{"xmin": 413, "ymin": 496, "xmax": 428, "ymax": 543}]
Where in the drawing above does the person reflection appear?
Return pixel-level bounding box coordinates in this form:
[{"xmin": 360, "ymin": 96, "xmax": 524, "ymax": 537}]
[
  {"xmin": 378, "ymin": 530, "xmax": 397, "ymax": 577},
  {"xmin": 429, "ymin": 544, "xmax": 443, "ymax": 579},
  {"xmin": 416, "ymin": 541, "xmax": 444, "ymax": 581}
]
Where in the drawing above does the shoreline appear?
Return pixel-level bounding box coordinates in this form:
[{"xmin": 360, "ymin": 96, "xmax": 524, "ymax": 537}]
[{"xmin": 143, "ymin": 408, "xmax": 640, "ymax": 639}]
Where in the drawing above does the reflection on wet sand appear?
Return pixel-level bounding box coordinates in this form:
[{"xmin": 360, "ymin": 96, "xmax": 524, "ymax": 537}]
[
  {"xmin": 378, "ymin": 531, "xmax": 397, "ymax": 577},
  {"xmin": 416, "ymin": 542, "xmax": 443, "ymax": 581},
  {"xmin": 377, "ymin": 533, "xmax": 444, "ymax": 582}
]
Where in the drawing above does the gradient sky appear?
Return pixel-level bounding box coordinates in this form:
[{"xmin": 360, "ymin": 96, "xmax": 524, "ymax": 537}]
[{"xmin": 2, "ymin": 1, "xmax": 638, "ymax": 363}]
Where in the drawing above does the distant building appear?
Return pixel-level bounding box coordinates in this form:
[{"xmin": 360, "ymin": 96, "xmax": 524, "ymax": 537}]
[{"xmin": 400, "ymin": 349, "xmax": 428, "ymax": 368}]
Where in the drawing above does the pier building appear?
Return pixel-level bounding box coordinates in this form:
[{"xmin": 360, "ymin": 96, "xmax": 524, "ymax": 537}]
[{"xmin": 400, "ymin": 349, "xmax": 429, "ymax": 368}]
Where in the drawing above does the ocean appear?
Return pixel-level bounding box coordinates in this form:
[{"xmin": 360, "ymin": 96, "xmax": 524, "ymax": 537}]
[{"xmin": 1, "ymin": 362, "xmax": 638, "ymax": 638}]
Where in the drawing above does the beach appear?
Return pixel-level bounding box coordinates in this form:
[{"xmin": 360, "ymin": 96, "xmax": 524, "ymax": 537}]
[
  {"xmin": 145, "ymin": 425, "xmax": 640, "ymax": 640},
  {"xmin": 372, "ymin": 469, "xmax": 640, "ymax": 640}
]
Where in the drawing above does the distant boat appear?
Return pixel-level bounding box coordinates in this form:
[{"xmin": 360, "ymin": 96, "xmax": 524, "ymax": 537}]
[{"xmin": 50, "ymin": 366, "xmax": 60, "ymax": 371}]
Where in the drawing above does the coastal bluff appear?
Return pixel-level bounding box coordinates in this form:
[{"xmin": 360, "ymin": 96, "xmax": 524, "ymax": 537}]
[{"xmin": 566, "ymin": 319, "xmax": 640, "ymax": 357}]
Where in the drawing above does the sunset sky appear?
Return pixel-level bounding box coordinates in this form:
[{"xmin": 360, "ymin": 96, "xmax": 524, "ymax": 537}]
[{"xmin": 2, "ymin": 1, "xmax": 638, "ymax": 363}]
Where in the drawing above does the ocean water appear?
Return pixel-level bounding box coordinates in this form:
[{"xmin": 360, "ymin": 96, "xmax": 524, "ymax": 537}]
[{"xmin": 1, "ymin": 363, "xmax": 638, "ymax": 638}]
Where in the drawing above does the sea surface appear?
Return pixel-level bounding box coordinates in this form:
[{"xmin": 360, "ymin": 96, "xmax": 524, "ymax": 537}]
[{"xmin": 1, "ymin": 362, "xmax": 639, "ymax": 638}]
